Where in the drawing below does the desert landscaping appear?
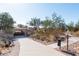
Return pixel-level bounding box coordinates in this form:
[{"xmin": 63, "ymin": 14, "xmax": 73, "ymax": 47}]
[{"xmin": 0, "ymin": 3, "xmax": 79, "ymax": 56}]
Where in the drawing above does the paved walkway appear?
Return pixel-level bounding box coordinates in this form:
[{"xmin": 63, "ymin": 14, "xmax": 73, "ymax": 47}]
[{"xmin": 18, "ymin": 38, "xmax": 66, "ymax": 56}]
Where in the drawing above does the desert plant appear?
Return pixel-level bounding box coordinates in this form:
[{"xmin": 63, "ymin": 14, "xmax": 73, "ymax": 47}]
[
  {"xmin": 74, "ymin": 20, "xmax": 79, "ymax": 31},
  {"xmin": 32, "ymin": 28, "xmax": 65, "ymax": 44},
  {"xmin": 0, "ymin": 31, "xmax": 14, "ymax": 48},
  {"xmin": 17, "ymin": 24, "xmax": 24, "ymax": 28},
  {"xmin": 0, "ymin": 37, "xmax": 14, "ymax": 48},
  {"xmin": 0, "ymin": 12, "xmax": 15, "ymax": 34},
  {"xmin": 29, "ymin": 17, "xmax": 41, "ymax": 29},
  {"xmin": 67, "ymin": 21, "xmax": 74, "ymax": 31},
  {"xmin": 41, "ymin": 17, "xmax": 52, "ymax": 28},
  {"xmin": 52, "ymin": 12, "xmax": 67, "ymax": 30}
]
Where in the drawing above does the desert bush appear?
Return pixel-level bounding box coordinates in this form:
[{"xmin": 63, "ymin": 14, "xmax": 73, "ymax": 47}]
[
  {"xmin": 73, "ymin": 31, "xmax": 79, "ymax": 37},
  {"xmin": 0, "ymin": 31, "xmax": 14, "ymax": 48},
  {"xmin": 31, "ymin": 28, "xmax": 65, "ymax": 43},
  {"xmin": 0, "ymin": 37, "xmax": 10, "ymax": 47}
]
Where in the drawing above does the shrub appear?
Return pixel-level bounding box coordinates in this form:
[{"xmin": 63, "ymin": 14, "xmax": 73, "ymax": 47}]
[
  {"xmin": 31, "ymin": 28, "xmax": 65, "ymax": 43},
  {"xmin": 73, "ymin": 31, "xmax": 79, "ymax": 37},
  {"xmin": 0, "ymin": 31, "xmax": 14, "ymax": 48}
]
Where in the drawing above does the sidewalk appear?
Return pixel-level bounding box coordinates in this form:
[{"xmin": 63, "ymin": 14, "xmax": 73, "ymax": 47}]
[{"xmin": 18, "ymin": 38, "xmax": 66, "ymax": 56}]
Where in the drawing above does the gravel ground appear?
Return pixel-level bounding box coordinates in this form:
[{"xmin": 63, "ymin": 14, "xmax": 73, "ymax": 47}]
[
  {"xmin": 0, "ymin": 40, "xmax": 20, "ymax": 56},
  {"xmin": 60, "ymin": 41, "xmax": 79, "ymax": 56},
  {"xmin": 55, "ymin": 41, "xmax": 79, "ymax": 56}
]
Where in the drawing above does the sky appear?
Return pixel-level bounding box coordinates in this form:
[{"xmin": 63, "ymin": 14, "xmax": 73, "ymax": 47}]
[{"xmin": 0, "ymin": 3, "xmax": 79, "ymax": 25}]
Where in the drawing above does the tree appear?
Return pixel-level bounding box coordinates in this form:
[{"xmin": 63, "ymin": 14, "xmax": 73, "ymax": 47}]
[
  {"xmin": 29, "ymin": 17, "xmax": 41, "ymax": 29},
  {"xmin": 74, "ymin": 20, "xmax": 79, "ymax": 31},
  {"xmin": 52, "ymin": 12, "xmax": 66, "ymax": 30},
  {"xmin": 17, "ymin": 24, "xmax": 24, "ymax": 28},
  {"xmin": 67, "ymin": 21, "xmax": 74, "ymax": 31},
  {"xmin": 0, "ymin": 12, "xmax": 15, "ymax": 33},
  {"xmin": 41, "ymin": 17, "xmax": 52, "ymax": 28}
]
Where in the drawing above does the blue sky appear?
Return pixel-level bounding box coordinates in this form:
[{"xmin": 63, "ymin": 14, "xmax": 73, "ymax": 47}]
[{"xmin": 0, "ymin": 3, "xmax": 79, "ymax": 25}]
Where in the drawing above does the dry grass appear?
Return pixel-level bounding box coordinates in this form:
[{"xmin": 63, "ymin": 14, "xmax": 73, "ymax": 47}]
[
  {"xmin": 72, "ymin": 31, "xmax": 79, "ymax": 37},
  {"xmin": 31, "ymin": 28, "xmax": 65, "ymax": 45}
]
